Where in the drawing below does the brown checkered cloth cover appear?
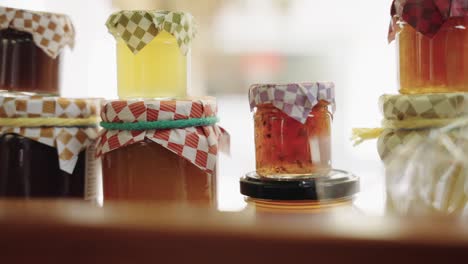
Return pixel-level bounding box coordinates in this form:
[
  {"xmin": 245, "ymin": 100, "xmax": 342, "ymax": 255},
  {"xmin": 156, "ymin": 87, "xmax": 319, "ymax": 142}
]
[
  {"xmin": 0, "ymin": 93, "xmax": 100, "ymax": 173},
  {"xmin": 106, "ymin": 10, "xmax": 196, "ymax": 55},
  {"xmin": 388, "ymin": 0, "xmax": 468, "ymax": 41},
  {"xmin": 0, "ymin": 7, "xmax": 75, "ymax": 58},
  {"xmin": 377, "ymin": 93, "xmax": 468, "ymax": 160},
  {"xmin": 96, "ymin": 97, "xmax": 229, "ymax": 175}
]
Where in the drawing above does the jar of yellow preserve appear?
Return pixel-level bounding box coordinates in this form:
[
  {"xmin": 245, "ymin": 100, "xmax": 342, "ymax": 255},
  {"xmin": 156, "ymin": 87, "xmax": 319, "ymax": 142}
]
[
  {"xmin": 389, "ymin": 0, "xmax": 467, "ymax": 94},
  {"xmin": 106, "ymin": 10, "xmax": 196, "ymax": 99}
]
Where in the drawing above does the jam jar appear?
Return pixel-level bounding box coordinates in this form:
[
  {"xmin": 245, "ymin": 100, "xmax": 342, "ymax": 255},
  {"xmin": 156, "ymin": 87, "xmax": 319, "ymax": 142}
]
[
  {"xmin": 0, "ymin": 93, "xmax": 100, "ymax": 198},
  {"xmin": 106, "ymin": 10, "xmax": 196, "ymax": 99},
  {"xmin": 0, "ymin": 7, "xmax": 75, "ymax": 95},
  {"xmin": 390, "ymin": 0, "xmax": 468, "ymax": 94},
  {"xmin": 240, "ymin": 170, "xmax": 359, "ymax": 214},
  {"xmin": 249, "ymin": 82, "xmax": 335, "ymax": 179},
  {"xmin": 97, "ymin": 98, "xmax": 228, "ymax": 206}
]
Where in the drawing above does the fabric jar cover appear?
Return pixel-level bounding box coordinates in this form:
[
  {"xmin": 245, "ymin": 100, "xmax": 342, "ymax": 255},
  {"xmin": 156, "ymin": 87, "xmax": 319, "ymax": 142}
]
[
  {"xmin": 377, "ymin": 93, "xmax": 468, "ymax": 160},
  {"xmin": 249, "ymin": 82, "xmax": 335, "ymax": 124},
  {"xmin": 96, "ymin": 97, "xmax": 229, "ymax": 175},
  {"xmin": 388, "ymin": 0, "xmax": 468, "ymax": 41},
  {"xmin": 0, "ymin": 6, "xmax": 75, "ymax": 58},
  {"xmin": 0, "ymin": 92, "xmax": 100, "ymax": 173},
  {"xmin": 106, "ymin": 10, "xmax": 196, "ymax": 55}
]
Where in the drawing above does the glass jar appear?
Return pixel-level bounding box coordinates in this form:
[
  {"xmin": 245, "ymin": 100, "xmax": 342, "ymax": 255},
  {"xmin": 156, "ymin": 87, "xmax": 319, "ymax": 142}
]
[
  {"xmin": 0, "ymin": 94, "xmax": 100, "ymax": 199},
  {"xmin": 396, "ymin": 17, "xmax": 467, "ymax": 94},
  {"xmin": 0, "ymin": 29, "xmax": 61, "ymax": 95},
  {"xmin": 106, "ymin": 10, "xmax": 196, "ymax": 99},
  {"xmin": 0, "ymin": 134, "xmax": 87, "ymax": 197},
  {"xmin": 97, "ymin": 98, "xmax": 228, "ymax": 206},
  {"xmin": 116, "ymin": 31, "xmax": 188, "ymax": 99},
  {"xmin": 240, "ymin": 170, "xmax": 359, "ymax": 214},
  {"xmin": 254, "ymin": 101, "xmax": 332, "ymax": 178},
  {"xmin": 102, "ymin": 139, "xmax": 215, "ymax": 205},
  {"xmin": 0, "ymin": 7, "xmax": 74, "ymax": 95}
]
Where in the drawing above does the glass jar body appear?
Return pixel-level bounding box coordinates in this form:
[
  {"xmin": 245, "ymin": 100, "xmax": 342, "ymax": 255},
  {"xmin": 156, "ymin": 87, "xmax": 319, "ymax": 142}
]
[
  {"xmin": 0, "ymin": 29, "xmax": 61, "ymax": 95},
  {"xmin": 101, "ymin": 139, "xmax": 216, "ymax": 206},
  {"xmin": 245, "ymin": 198, "xmax": 353, "ymax": 214},
  {"xmin": 396, "ymin": 17, "xmax": 468, "ymax": 94},
  {"xmin": 0, "ymin": 134, "xmax": 88, "ymax": 198},
  {"xmin": 116, "ymin": 30, "xmax": 188, "ymax": 99},
  {"xmin": 253, "ymin": 101, "xmax": 332, "ymax": 178}
]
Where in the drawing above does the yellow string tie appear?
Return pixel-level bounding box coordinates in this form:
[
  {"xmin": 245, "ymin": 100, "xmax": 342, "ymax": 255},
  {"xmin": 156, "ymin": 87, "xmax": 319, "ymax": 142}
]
[
  {"xmin": 0, "ymin": 117, "xmax": 99, "ymax": 127},
  {"xmin": 351, "ymin": 118, "xmax": 465, "ymax": 146}
]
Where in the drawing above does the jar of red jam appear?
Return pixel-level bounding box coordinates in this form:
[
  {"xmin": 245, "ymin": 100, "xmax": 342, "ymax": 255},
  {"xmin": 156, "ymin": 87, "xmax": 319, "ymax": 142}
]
[
  {"xmin": 249, "ymin": 82, "xmax": 335, "ymax": 179},
  {"xmin": 0, "ymin": 7, "xmax": 75, "ymax": 95},
  {"xmin": 389, "ymin": 0, "xmax": 467, "ymax": 94},
  {"xmin": 0, "ymin": 93, "xmax": 100, "ymax": 199},
  {"xmin": 97, "ymin": 97, "xmax": 229, "ymax": 207}
]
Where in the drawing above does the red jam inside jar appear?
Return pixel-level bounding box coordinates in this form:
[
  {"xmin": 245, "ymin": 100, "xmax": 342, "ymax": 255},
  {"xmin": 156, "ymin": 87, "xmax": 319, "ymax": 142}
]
[{"xmin": 254, "ymin": 100, "xmax": 332, "ymax": 178}]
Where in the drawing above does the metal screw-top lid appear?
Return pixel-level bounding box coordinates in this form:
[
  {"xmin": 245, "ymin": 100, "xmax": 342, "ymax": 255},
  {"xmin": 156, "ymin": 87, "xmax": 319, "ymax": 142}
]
[{"xmin": 240, "ymin": 170, "xmax": 359, "ymax": 201}]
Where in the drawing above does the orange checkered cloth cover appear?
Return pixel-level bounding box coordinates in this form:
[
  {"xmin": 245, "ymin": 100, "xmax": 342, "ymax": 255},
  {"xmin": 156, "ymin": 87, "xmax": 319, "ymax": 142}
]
[
  {"xmin": 0, "ymin": 6, "xmax": 74, "ymax": 58},
  {"xmin": 0, "ymin": 93, "xmax": 100, "ymax": 173}
]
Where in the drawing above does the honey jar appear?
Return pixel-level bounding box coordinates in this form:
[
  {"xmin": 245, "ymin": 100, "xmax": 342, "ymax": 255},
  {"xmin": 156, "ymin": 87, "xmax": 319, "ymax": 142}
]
[
  {"xmin": 97, "ymin": 97, "xmax": 229, "ymax": 206},
  {"xmin": 249, "ymin": 82, "xmax": 335, "ymax": 179},
  {"xmin": 106, "ymin": 10, "xmax": 196, "ymax": 99},
  {"xmin": 0, "ymin": 7, "xmax": 74, "ymax": 95},
  {"xmin": 389, "ymin": 0, "xmax": 468, "ymax": 94},
  {"xmin": 0, "ymin": 93, "xmax": 100, "ymax": 198}
]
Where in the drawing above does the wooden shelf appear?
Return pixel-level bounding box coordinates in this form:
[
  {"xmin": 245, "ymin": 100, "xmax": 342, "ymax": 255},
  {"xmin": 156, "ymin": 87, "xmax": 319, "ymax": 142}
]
[{"xmin": 0, "ymin": 200, "xmax": 467, "ymax": 263}]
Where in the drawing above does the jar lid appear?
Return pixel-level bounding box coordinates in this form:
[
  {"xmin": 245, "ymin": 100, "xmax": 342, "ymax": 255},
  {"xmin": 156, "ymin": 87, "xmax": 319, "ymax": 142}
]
[
  {"xmin": 106, "ymin": 10, "xmax": 196, "ymax": 55},
  {"xmin": 388, "ymin": 0, "xmax": 467, "ymax": 41},
  {"xmin": 380, "ymin": 93, "xmax": 468, "ymax": 121},
  {"xmin": 0, "ymin": 93, "xmax": 100, "ymax": 173},
  {"xmin": 249, "ymin": 82, "xmax": 335, "ymax": 124},
  {"xmin": 0, "ymin": 92, "xmax": 99, "ymax": 119},
  {"xmin": 0, "ymin": 6, "xmax": 75, "ymax": 58},
  {"xmin": 240, "ymin": 170, "xmax": 359, "ymax": 201},
  {"xmin": 96, "ymin": 97, "xmax": 230, "ymax": 175}
]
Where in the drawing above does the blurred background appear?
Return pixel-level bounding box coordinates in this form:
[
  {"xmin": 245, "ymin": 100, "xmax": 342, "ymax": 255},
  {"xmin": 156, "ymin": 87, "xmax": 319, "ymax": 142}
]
[{"xmin": 1, "ymin": 0, "xmax": 395, "ymax": 213}]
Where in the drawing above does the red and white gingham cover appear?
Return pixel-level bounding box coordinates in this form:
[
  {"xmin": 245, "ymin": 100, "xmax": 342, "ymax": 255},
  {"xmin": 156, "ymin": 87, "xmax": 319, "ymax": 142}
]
[{"xmin": 96, "ymin": 97, "xmax": 229, "ymax": 174}]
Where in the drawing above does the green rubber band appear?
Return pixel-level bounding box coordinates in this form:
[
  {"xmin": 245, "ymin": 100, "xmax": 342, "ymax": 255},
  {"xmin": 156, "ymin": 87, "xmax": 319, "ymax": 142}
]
[{"xmin": 100, "ymin": 116, "xmax": 219, "ymax": 131}]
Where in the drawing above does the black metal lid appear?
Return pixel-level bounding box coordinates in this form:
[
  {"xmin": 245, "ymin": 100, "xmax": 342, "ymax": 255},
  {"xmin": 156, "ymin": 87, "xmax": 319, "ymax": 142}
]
[{"xmin": 240, "ymin": 170, "xmax": 359, "ymax": 201}]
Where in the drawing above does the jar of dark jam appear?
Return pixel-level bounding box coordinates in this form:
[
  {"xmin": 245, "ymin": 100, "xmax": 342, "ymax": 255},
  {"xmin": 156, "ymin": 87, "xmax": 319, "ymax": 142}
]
[
  {"xmin": 0, "ymin": 29, "xmax": 60, "ymax": 95},
  {"xmin": 0, "ymin": 7, "xmax": 75, "ymax": 95},
  {"xmin": 0, "ymin": 93, "xmax": 100, "ymax": 199}
]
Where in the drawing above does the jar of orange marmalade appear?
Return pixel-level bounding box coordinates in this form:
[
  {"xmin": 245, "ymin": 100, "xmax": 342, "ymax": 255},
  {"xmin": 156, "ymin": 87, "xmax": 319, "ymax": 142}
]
[
  {"xmin": 240, "ymin": 170, "xmax": 359, "ymax": 214},
  {"xmin": 389, "ymin": 0, "xmax": 467, "ymax": 94},
  {"xmin": 96, "ymin": 97, "xmax": 229, "ymax": 207},
  {"xmin": 249, "ymin": 82, "xmax": 335, "ymax": 179}
]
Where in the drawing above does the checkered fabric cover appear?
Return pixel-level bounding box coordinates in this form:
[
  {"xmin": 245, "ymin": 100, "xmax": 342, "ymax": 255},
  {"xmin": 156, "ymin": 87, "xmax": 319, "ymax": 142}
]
[
  {"xmin": 0, "ymin": 7, "xmax": 75, "ymax": 58},
  {"xmin": 249, "ymin": 82, "xmax": 335, "ymax": 124},
  {"xmin": 106, "ymin": 10, "xmax": 196, "ymax": 55},
  {"xmin": 96, "ymin": 97, "xmax": 229, "ymax": 175},
  {"xmin": 377, "ymin": 93, "xmax": 468, "ymax": 160},
  {"xmin": 388, "ymin": 0, "xmax": 467, "ymax": 41},
  {"xmin": 0, "ymin": 93, "xmax": 100, "ymax": 173}
]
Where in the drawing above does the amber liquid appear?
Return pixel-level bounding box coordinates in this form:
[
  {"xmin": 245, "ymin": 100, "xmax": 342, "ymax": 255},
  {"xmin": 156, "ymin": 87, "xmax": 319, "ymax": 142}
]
[
  {"xmin": 102, "ymin": 139, "xmax": 215, "ymax": 206},
  {"xmin": 0, "ymin": 29, "xmax": 60, "ymax": 95},
  {"xmin": 0, "ymin": 134, "xmax": 85, "ymax": 198},
  {"xmin": 397, "ymin": 17, "xmax": 468, "ymax": 93},
  {"xmin": 254, "ymin": 101, "xmax": 332, "ymax": 178}
]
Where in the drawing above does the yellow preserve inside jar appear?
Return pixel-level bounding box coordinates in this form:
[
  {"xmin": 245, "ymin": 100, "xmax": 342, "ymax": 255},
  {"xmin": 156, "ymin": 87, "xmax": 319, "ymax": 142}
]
[
  {"xmin": 117, "ymin": 30, "xmax": 188, "ymax": 99},
  {"xmin": 397, "ymin": 17, "xmax": 468, "ymax": 94}
]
